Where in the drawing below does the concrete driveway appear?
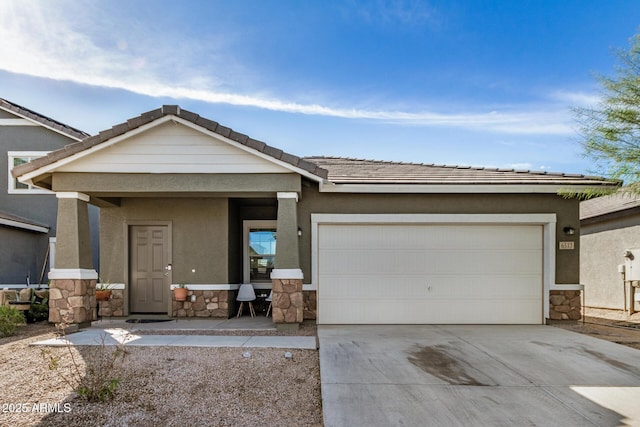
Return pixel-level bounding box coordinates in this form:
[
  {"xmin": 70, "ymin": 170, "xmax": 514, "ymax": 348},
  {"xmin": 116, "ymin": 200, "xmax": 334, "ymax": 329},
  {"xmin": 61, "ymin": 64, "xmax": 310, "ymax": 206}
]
[{"xmin": 318, "ymin": 325, "xmax": 640, "ymax": 426}]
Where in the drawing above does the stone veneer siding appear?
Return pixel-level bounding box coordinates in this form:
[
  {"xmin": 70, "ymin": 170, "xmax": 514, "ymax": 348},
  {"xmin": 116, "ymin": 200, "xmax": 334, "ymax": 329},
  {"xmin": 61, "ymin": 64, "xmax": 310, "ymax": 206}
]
[
  {"xmin": 172, "ymin": 290, "xmax": 233, "ymax": 318},
  {"xmin": 97, "ymin": 290, "xmax": 125, "ymax": 317},
  {"xmin": 49, "ymin": 279, "xmax": 97, "ymax": 325},
  {"xmin": 272, "ymin": 278, "xmax": 304, "ymax": 324},
  {"xmin": 303, "ymin": 290, "xmax": 317, "ymax": 320},
  {"xmin": 549, "ymin": 290, "xmax": 582, "ymax": 321},
  {"xmin": 133, "ymin": 288, "xmax": 315, "ymax": 320}
]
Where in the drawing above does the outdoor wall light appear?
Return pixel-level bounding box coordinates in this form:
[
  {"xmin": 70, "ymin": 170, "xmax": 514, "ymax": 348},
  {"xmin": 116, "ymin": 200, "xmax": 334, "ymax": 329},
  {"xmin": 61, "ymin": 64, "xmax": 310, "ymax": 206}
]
[
  {"xmin": 297, "ymin": 228, "xmax": 302, "ymax": 237},
  {"xmin": 563, "ymin": 226, "xmax": 576, "ymax": 236}
]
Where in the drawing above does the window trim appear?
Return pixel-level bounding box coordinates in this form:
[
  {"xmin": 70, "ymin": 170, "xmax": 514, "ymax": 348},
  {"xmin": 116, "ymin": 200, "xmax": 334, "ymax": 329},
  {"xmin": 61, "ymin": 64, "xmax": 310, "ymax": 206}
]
[
  {"xmin": 242, "ymin": 220, "xmax": 277, "ymax": 284},
  {"xmin": 7, "ymin": 151, "xmax": 52, "ymax": 194}
]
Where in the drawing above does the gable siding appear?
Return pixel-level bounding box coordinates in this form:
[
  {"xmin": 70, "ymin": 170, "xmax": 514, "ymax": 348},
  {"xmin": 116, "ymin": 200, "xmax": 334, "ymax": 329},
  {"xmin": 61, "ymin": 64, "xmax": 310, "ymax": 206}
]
[{"xmin": 57, "ymin": 121, "xmax": 292, "ymax": 174}]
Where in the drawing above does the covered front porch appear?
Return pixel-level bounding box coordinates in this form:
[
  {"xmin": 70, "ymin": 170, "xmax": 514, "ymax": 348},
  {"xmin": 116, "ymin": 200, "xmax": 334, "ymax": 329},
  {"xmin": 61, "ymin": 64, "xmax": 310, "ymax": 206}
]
[
  {"xmin": 47, "ymin": 188, "xmax": 310, "ymax": 330},
  {"xmin": 11, "ymin": 106, "xmax": 327, "ymax": 331}
]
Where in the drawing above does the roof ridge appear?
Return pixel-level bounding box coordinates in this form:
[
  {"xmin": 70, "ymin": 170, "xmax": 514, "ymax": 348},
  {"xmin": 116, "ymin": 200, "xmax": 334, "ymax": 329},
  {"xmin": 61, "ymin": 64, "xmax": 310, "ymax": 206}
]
[{"xmin": 0, "ymin": 97, "xmax": 90, "ymax": 140}]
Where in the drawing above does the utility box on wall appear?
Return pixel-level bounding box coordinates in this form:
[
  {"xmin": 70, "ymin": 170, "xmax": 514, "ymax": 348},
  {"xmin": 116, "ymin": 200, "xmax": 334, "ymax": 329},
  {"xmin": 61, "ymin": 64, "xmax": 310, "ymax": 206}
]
[
  {"xmin": 624, "ymin": 249, "xmax": 640, "ymax": 313},
  {"xmin": 624, "ymin": 249, "xmax": 640, "ymax": 281}
]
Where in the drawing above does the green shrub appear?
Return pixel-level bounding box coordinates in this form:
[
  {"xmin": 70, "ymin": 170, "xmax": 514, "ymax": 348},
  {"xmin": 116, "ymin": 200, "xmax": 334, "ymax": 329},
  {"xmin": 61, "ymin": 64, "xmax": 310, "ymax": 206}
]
[
  {"xmin": 0, "ymin": 306, "xmax": 26, "ymax": 336},
  {"xmin": 27, "ymin": 303, "xmax": 49, "ymax": 323}
]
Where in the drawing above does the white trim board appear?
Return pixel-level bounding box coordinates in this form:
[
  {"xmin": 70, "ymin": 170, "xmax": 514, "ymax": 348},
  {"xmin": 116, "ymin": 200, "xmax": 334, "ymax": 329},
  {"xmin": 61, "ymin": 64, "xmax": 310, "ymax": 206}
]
[
  {"xmin": 318, "ymin": 182, "xmax": 611, "ymax": 194},
  {"xmin": 311, "ymin": 213, "xmax": 558, "ymax": 321},
  {"xmin": 0, "ymin": 118, "xmax": 38, "ymax": 126},
  {"xmin": 0, "ymin": 217, "xmax": 49, "ymax": 233},
  {"xmin": 0, "ymin": 105, "xmax": 84, "ymax": 141},
  {"xmin": 48, "ymin": 269, "xmax": 99, "ymax": 280}
]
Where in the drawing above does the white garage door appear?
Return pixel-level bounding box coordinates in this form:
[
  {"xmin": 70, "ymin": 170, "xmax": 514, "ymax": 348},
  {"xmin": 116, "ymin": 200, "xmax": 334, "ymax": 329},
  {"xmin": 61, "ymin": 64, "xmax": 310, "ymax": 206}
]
[{"xmin": 317, "ymin": 224, "xmax": 543, "ymax": 324}]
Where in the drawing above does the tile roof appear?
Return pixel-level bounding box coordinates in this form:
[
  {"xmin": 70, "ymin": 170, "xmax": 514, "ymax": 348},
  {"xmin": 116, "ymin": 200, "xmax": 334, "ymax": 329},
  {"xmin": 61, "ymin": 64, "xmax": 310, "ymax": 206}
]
[
  {"xmin": 580, "ymin": 192, "xmax": 640, "ymax": 220},
  {"xmin": 304, "ymin": 156, "xmax": 618, "ymax": 186},
  {"xmin": 11, "ymin": 105, "xmax": 328, "ymax": 180},
  {"xmin": 0, "ymin": 98, "xmax": 90, "ymax": 141},
  {"xmin": 9, "ymin": 104, "xmax": 619, "ymax": 189}
]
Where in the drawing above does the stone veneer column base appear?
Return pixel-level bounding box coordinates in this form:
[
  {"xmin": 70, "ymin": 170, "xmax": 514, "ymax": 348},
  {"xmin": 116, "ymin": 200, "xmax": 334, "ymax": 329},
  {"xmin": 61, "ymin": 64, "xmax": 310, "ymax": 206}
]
[
  {"xmin": 271, "ymin": 269, "xmax": 304, "ymax": 332},
  {"xmin": 548, "ymin": 290, "xmax": 582, "ymax": 321},
  {"xmin": 97, "ymin": 290, "xmax": 125, "ymax": 317},
  {"xmin": 49, "ymin": 278, "xmax": 97, "ymax": 327},
  {"xmin": 171, "ymin": 290, "xmax": 230, "ymax": 318}
]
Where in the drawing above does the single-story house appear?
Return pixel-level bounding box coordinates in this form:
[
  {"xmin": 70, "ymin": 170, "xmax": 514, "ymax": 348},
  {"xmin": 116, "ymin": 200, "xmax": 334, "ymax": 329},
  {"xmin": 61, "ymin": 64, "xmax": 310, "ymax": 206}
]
[
  {"xmin": 0, "ymin": 98, "xmax": 99, "ymax": 288},
  {"xmin": 11, "ymin": 105, "xmax": 618, "ymax": 328},
  {"xmin": 581, "ymin": 193, "xmax": 640, "ymax": 312}
]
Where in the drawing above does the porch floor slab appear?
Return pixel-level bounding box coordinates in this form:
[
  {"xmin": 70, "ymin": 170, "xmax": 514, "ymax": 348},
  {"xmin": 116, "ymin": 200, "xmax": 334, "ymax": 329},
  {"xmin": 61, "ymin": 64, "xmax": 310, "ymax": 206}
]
[
  {"xmin": 90, "ymin": 315, "xmax": 276, "ymax": 331},
  {"xmin": 31, "ymin": 329, "xmax": 317, "ymax": 349},
  {"xmin": 31, "ymin": 316, "xmax": 316, "ymax": 349}
]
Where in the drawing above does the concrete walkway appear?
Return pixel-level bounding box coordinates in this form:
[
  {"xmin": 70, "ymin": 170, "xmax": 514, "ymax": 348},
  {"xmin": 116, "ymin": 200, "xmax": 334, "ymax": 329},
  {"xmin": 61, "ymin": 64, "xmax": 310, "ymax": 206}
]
[
  {"xmin": 32, "ymin": 317, "xmax": 317, "ymax": 349},
  {"xmin": 319, "ymin": 325, "xmax": 640, "ymax": 427}
]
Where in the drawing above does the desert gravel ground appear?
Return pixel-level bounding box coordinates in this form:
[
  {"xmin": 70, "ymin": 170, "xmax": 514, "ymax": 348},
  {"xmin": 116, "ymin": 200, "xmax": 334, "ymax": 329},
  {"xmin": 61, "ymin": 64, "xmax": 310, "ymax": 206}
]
[
  {"xmin": 4, "ymin": 308, "xmax": 640, "ymax": 426},
  {"xmin": 552, "ymin": 307, "xmax": 640, "ymax": 350},
  {"xmin": 0, "ymin": 323, "xmax": 322, "ymax": 427}
]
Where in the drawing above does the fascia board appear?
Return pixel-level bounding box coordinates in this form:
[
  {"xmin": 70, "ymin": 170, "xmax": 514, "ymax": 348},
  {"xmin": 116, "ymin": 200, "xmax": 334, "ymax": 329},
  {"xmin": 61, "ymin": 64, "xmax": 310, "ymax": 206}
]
[
  {"xmin": 0, "ymin": 105, "xmax": 84, "ymax": 142},
  {"xmin": 0, "ymin": 218, "xmax": 49, "ymax": 233},
  {"xmin": 318, "ymin": 182, "xmax": 616, "ymax": 194}
]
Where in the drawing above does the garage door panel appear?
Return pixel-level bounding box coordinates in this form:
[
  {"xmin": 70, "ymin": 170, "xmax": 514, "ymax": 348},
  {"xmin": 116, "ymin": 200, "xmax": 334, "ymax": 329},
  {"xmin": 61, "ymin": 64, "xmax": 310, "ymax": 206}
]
[
  {"xmin": 320, "ymin": 275, "xmax": 541, "ymax": 299},
  {"xmin": 317, "ymin": 223, "xmax": 543, "ymax": 324},
  {"xmin": 320, "ymin": 248, "xmax": 541, "ymax": 276},
  {"xmin": 320, "ymin": 298, "xmax": 542, "ymax": 324},
  {"xmin": 319, "ymin": 225, "xmax": 542, "ymax": 250}
]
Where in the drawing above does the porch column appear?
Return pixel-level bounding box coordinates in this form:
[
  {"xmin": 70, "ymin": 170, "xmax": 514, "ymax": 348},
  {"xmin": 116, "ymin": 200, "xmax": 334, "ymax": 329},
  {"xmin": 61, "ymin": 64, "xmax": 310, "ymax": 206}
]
[
  {"xmin": 271, "ymin": 192, "xmax": 303, "ymax": 331},
  {"xmin": 48, "ymin": 192, "xmax": 98, "ymax": 327}
]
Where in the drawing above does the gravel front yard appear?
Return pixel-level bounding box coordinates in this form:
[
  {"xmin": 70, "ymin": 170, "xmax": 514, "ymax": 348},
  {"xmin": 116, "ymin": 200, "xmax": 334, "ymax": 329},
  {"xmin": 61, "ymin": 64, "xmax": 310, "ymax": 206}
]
[{"xmin": 0, "ymin": 323, "xmax": 322, "ymax": 427}]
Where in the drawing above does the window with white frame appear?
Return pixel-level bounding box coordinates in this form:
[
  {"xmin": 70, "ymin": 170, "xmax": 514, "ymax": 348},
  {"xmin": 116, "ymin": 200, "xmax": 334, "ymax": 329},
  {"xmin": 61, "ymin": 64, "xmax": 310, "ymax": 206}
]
[
  {"xmin": 243, "ymin": 220, "xmax": 277, "ymax": 283},
  {"xmin": 7, "ymin": 151, "xmax": 50, "ymax": 193}
]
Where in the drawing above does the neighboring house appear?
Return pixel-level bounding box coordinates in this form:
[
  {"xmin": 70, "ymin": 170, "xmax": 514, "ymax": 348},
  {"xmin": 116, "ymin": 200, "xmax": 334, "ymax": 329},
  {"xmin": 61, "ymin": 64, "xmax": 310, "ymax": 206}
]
[
  {"xmin": 580, "ymin": 193, "xmax": 640, "ymax": 311},
  {"xmin": 12, "ymin": 105, "xmax": 617, "ymax": 327},
  {"xmin": 0, "ymin": 98, "xmax": 98, "ymax": 287}
]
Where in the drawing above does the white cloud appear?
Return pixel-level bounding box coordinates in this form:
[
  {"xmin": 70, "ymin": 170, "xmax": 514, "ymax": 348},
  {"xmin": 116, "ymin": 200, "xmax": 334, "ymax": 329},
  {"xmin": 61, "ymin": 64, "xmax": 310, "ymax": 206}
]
[
  {"xmin": 550, "ymin": 90, "xmax": 602, "ymax": 107},
  {"xmin": 0, "ymin": 0, "xmax": 575, "ymax": 136}
]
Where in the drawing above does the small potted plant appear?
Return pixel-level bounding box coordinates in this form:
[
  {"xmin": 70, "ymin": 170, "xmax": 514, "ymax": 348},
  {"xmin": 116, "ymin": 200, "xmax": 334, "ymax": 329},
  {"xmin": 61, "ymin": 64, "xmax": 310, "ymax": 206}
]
[
  {"xmin": 96, "ymin": 281, "xmax": 113, "ymax": 302},
  {"xmin": 173, "ymin": 284, "xmax": 188, "ymax": 301}
]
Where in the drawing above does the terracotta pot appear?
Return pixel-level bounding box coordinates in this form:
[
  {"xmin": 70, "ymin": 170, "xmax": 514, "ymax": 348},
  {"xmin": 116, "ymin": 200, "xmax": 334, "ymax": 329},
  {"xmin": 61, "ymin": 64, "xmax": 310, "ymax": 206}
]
[
  {"xmin": 173, "ymin": 287, "xmax": 188, "ymax": 302},
  {"xmin": 96, "ymin": 290, "xmax": 112, "ymax": 301}
]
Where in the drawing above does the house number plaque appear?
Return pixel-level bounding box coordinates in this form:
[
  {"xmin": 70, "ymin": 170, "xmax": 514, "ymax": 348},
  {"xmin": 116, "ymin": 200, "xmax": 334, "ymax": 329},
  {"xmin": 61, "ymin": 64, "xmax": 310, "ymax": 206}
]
[{"xmin": 559, "ymin": 241, "xmax": 575, "ymax": 250}]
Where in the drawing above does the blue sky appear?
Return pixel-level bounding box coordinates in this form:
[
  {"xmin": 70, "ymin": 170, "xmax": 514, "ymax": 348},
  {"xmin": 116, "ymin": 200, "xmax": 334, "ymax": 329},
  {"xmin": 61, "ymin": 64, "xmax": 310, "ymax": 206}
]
[{"xmin": 0, "ymin": 0, "xmax": 639, "ymax": 175}]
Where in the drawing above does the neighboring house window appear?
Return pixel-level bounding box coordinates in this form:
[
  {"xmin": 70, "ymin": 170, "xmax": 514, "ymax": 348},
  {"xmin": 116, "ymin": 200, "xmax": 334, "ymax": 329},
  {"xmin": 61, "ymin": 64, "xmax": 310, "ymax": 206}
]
[
  {"xmin": 243, "ymin": 220, "xmax": 277, "ymax": 283},
  {"xmin": 7, "ymin": 151, "xmax": 50, "ymax": 194}
]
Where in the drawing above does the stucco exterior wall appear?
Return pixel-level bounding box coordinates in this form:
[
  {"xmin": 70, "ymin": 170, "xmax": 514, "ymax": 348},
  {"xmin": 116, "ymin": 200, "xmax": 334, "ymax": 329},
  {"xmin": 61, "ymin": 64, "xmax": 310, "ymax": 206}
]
[
  {"xmin": 99, "ymin": 198, "xmax": 228, "ymax": 284},
  {"xmin": 0, "ymin": 227, "xmax": 42, "ymax": 283},
  {"xmin": 581, "ymin": 217, "xmax": 640, "ymax": 309},
  {"xmin": 0, "ymin": 121, "xmax": 99, "ymax": 283},
  {"xmin": 0, "ymin": 126, "xmax": 67, "ymax": 227},
  {"xmin": 297, "ymin": 185, "xmax": 581, "ymax": 285}
]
